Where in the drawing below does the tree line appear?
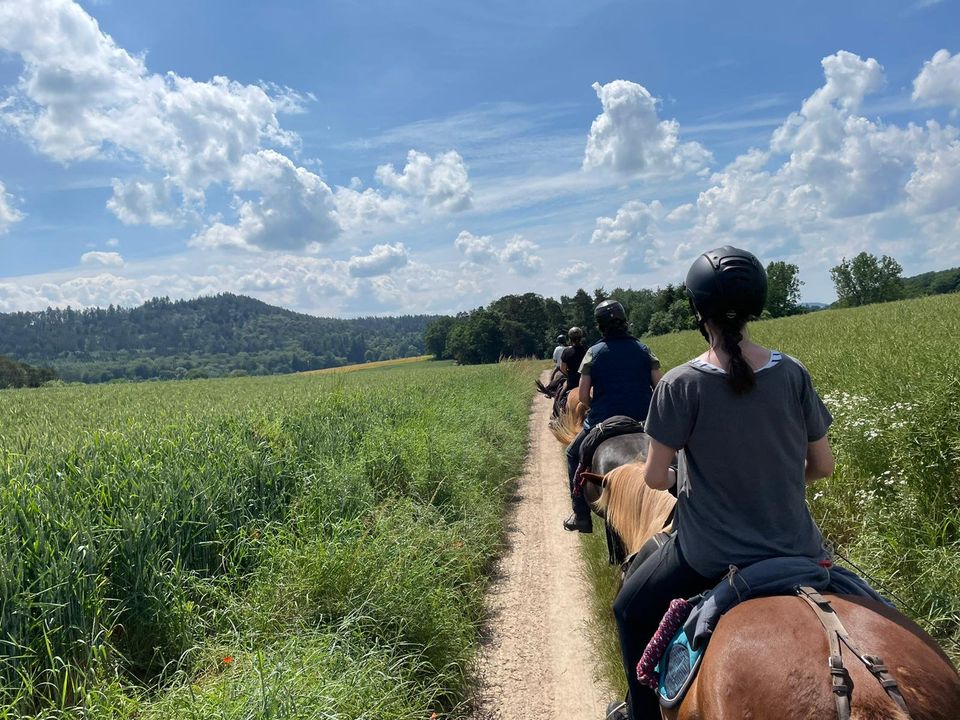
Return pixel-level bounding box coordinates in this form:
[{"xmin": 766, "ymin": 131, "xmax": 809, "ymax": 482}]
[
  {"xmin": 0, "ymin": 293, "xmax": 437, "ymax": 384},
  {"xmin": 0, "ymin": 355, "xmax": 57, "ymax": 389},
  {"xmin": 426, "ymin": 254, "xmax": 958, "ymax": 365}
]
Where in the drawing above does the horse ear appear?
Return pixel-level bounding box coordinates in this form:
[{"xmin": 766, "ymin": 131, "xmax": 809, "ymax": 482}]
[
  {"xmin": 581, "ymin": 471, "xmax": 605, "ymax": 487},
  {"xmin": 581, "ymin": 471, "xmax": 606, "ymax": 507}
]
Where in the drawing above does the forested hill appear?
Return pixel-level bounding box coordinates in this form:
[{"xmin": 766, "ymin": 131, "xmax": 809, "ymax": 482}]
[{"xmin": 0, "ymin": 293, "xmax": 437, "ymax": 383}]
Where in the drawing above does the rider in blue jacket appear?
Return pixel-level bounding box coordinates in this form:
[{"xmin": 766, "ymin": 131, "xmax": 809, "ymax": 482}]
[{"xmin": 564, "ymin": 300, "xmax": 662, "ymax": 533}]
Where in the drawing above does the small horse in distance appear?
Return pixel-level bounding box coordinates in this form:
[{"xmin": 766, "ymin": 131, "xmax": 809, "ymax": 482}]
[{"xmin": 582, "ymin": 463, "xmax": 960, "ymax": 720}]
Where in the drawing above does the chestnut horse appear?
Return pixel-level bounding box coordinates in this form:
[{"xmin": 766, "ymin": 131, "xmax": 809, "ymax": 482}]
[{"xmin": 584, "ymin": 463, "xmax": 960, "ymax": 720}]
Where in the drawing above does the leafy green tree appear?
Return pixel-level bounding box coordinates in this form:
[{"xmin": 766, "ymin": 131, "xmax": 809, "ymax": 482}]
[
  {"xmin": 647, "ymin": 298, "xmax": 696, "ymax": 336},
  {"xmin": 563, "ymin": 289, "xmax": 597, "ymax": 344},
  {"xmin": 489, "ymin": 293, "xmax": 549, "ymax": 356},
  {"xmin": 542, "ymin": 298, "xmax": 566, "ymax": 357},
  {"xmin": 424, "ymin": 317, "xmax": 456, "ymax": 359},
  {"xmin": 902, "ymin": 266, "xmax": 960, "ymax": 298},
  {"xmin": 765, "ymin": 261, "xmax": 804, "ymax": 317},
  {"xmin": 0, "ymin": 355, "xmax": 57, "ymax": 388},
  {"xmin": 445, "ymin": 311, "xmax": 503, "ymax": 365},
  {"xmin": 830, "ymin": 252, "xmax": 904, "ymax": 307}
]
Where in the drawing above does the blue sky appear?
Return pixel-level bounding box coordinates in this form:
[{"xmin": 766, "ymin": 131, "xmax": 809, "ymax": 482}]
[{"xmin": 1, "ymin": 0, "xmax": 959, "ymax": 315}]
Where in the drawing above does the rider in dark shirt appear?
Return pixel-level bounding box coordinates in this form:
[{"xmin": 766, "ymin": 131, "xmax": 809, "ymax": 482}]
[
  {"xmin": 560, "ymin": 326, "xmax": 586, "ymax": 393},
  {"xmin": 563, "ymin": 300, "xmax": 661, "ymax": 533}
]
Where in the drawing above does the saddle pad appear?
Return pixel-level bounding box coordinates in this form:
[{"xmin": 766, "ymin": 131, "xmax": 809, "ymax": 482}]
[{"xmin": 656, "ymin": 625, "xmax": 705, "ymax": 708}]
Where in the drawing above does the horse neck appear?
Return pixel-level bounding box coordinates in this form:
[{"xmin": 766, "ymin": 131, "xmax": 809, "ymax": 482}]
[{"xmin": 599, "ymin": 464, "xmax": 676, "ymax": 555}]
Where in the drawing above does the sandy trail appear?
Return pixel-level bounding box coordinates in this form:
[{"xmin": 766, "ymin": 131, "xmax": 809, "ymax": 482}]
[{"xmin": 468, "ymin": 373, "xmax": 608, "ymax": 719}]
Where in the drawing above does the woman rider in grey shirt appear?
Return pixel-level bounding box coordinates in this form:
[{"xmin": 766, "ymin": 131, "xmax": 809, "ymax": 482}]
[{"xmin": 607, "ymin": 247, "xmax": 836, "ymax": 720}]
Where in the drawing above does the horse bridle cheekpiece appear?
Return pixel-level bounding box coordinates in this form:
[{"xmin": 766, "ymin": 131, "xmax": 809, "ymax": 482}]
[{"xmin": 796, "ymin": 587, "xmax": 912, "ymax": 720}]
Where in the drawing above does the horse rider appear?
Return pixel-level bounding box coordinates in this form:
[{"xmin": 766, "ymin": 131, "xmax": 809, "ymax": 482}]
[
  {"xmin": 550, "ymin": 327, "xmax": 587, "ymax": 416},
  {"xmin": 560, "ymin": 327, "xmax": 586, "ymax": 395},
  {"xmin": 606, "ymin": 246, "xmax": 836, "ymax": 720},
  {"xmin": 552, "ymin": 334, "xmax": 567, "ymax": 370},
  {"xmin": 564, "ymin": 300, "xmax": 662, "ymax": 534}
]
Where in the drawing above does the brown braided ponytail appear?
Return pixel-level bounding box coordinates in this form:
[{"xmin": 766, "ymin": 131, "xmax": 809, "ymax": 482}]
[{"xmin": 716, "ymin": 314, "xmax": 754, "ymax": 394}]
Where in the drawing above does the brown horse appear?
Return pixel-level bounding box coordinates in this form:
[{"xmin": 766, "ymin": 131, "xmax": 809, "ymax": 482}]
[{"xmin": 585, "ymin": 463, "xmax": 960, "ymax": 720}]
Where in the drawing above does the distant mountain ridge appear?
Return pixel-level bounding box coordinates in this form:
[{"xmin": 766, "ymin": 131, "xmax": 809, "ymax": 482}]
[{"xmin": 0, "ymin": 293, "xmax": 438, "ymax": 383}]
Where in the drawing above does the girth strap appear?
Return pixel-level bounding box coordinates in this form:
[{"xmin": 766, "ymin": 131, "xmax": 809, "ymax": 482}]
[{"xmin": 796, "ymin": 586, "xmax": 912, "ymax": 719}]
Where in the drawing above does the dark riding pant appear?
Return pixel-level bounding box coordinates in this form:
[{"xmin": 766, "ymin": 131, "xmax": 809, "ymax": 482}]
[
  {"xmin": 614, "ymin": 533, "xmax": 716, "ymax": 720},
  {"xmin": 565, "ymin": 427, "xmax": 591, "ymax": 519}
]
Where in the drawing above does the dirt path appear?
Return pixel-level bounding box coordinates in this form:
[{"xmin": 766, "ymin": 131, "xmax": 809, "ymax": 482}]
[{"xmin": 468, "ymin": 374, "xmax": 608, "ymax": 719}]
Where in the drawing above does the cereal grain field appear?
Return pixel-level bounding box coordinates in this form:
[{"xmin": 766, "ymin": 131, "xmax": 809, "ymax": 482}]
[{"xmin": 0, "ymin": 359, "xmax": 536, "ymax": 718}]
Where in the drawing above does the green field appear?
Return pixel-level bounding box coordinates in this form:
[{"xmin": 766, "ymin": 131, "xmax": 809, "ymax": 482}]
[
  {"xmin": 583, "ymin": 293, "xmax": 960, "ymax": 695},
  {"xmin": 0, "ymin": 359, "xmax": 536, "ymax": 718},
  {"xmin": 4, "ymin": 294, "xmax": 959, "ymax": 716}
]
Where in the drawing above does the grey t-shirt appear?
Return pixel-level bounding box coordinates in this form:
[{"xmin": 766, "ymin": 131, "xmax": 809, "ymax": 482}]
[
  {"xmin": 644, "ymin": 354, "xmax": 832, "ymax": 578},
  {"xmin": 552, "ymin": 345, "xmax": 565, "ymax": 365}
]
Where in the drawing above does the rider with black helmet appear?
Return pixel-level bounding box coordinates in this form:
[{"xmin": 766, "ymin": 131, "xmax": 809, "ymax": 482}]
[
  {"xmin": 559, "ymin": 326, "xmax": 586, "ymax": 394},
  {"xmin": 606, "ymin": 247, "xmax": 836, "ymax": 720},
  {"xmin": 563, "ymin": 300, "xmax": 662, "ymax": 533},
  {"xmin": 552, "ymin": 334, "xmax": 567, "ymax": 368}
]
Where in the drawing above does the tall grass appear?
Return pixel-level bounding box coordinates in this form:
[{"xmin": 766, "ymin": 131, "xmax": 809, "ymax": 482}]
[
  {"xmin": 581, "ymin": 293, "xmax": 960, "ymax": 685},
  {"xmin": 0, "ymin": 359, "xmax": 536, "ymax": 718}
]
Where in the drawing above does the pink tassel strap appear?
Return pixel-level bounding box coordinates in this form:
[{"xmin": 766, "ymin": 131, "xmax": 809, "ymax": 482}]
[
  {"xmin": 572, "ymin": 463, "xmax": 587, "ymax": 496},
  {"xmin": 636, "ymin": 598, "xmax": 693, "ymax": 689}
]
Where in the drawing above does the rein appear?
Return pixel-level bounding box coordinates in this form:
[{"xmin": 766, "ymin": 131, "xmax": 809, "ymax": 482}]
[{"xmin": 796, "ymin": 586, "xmax": 912, "ymax": 719}]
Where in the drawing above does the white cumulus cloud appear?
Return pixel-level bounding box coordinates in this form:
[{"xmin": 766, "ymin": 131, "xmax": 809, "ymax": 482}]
[
  {"xmin": 347, "ymin": 242, "xmax": 409, "ymax": 277},
  {"xmin": 80, "ymin": 251, "xmax": 124, "ymax": 266},
  {"xmin": 0, "ymin": 1, "xmax": 301, "ymax": 190},
  {"xmin": 106, "ymin": 178, "xmax": 179, "ymax": 226},
  {"xmin": 912, "ymin": 49, "xmax": 960, "ymax": 108},
  {"xmin": 454, "ymin": 230, "xmax": 498, "ymax": 264},
  {"xmin": 0, "ymin": 1, "xmax": 477, "ymax": 254},
  {"xmin": 0, "ymin": 181, "xmax": 24, "ymax": 233},
  {"xmin": 454, "ymin": 230, "xmax": 542, "ymax": 275},
  {"xmin": 189, "ymin": 150, "xmax": 340, "ymax": 251},
  {"xmin": 558, "ymin": 261, "xmax": 591, "ymax": 282},
  {"xmin": 0, "ymin": 1, "xmax": 351, "ymax": 251},
  {"xmin": 375, "ymin": 150, "xmax": 473, "ymax": 211},
  {"xmin": 693, "ymin": 51, "xmax": 924, "ymax": 240},
  {"xmin": 333, "ymin": 185, "xmax": 408, "ymax": 231},
  {"xmin": 590, "ymin": 200, "xmax": 674, "ymax": 272},
  {"xmin": 594, "ymin": 50, "xmax": 960, "ymax": 289},
  {"xmin": 499, "ymin": 235, "xmax": 542, "ymax": 275},
  {"xmin": 582, "ymin": 80, "xmax": 712, "ymax": 176}
]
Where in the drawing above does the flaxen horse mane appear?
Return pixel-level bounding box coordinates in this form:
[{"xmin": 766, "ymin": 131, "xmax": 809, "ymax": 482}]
[
  {"xmin": 594, "ymin": 463, "xmax": 675, "ymax": 554},
  {"xmin": 549, "ymin": 387, "xmax": 585, "ymax": 444}
]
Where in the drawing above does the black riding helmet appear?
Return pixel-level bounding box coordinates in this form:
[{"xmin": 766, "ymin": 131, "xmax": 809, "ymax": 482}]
[
  {"xmin": 594, "ymin": 299, "xmax": 626, "ymax": 322},
  {"xmin": 595, "ymin": 299, "xmax": 627, "ymax": 334},
  {"xmin": 685, "ymin": 246, "xmax": 767, "ymax": 337},
  {"xmin": 556, "ymin": 334, "xmax": 566, "ymax": 344}
]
